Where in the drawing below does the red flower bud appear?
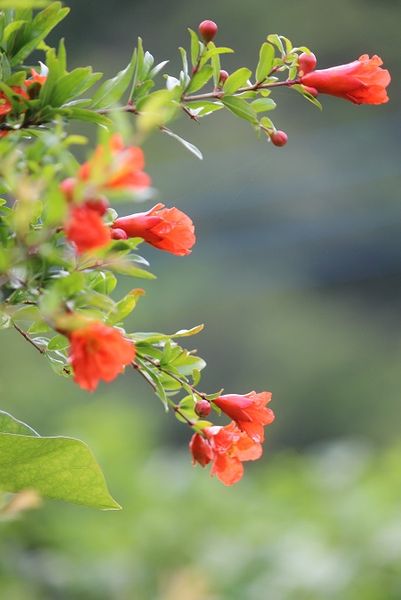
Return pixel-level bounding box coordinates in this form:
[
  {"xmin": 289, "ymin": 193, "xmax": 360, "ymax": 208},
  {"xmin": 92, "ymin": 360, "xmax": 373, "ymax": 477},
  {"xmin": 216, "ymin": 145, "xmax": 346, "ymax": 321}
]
[
  {"xmin": 60, "ymin": 177, "xmax": 77, "ymax": 202},
  {"xmin": 195, "ymin": 399, "xmax": 211, "ymax": 418},
  {"xmin": 219, "ymin": 70, "xmax": 229, "ymax": 85},
  {"xmin": 84, "ymin": 196, "xmax": 109, "ymax": 217},
  {"xmin": 270, "ymin": 130, "xmax": 288, "ymax": 147},
  {"xmin": 198, "ymin": 20, "xmax": 218, "ymax": 43},
  {"xmin": 111, "ymin": 227, "xmax": 128, "ymax": 240},
  {"xmin": 298, "ymin": 52, "xmax": 317, "ymax": 76},
  {"xmin": 189, "ymin": 433, "xmax": 214, "ymax": 467}
]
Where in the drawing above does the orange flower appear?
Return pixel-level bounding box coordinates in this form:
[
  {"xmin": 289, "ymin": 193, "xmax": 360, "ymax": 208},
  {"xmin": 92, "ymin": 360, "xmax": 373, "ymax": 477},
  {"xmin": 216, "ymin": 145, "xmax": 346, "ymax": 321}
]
[
  {"xmin": 68, "ymin": 321, "xmax": 136, "ymax": 391},
  {"xmin": 78, "ymin": 134, "xmax": 151, "ymax": 192},
  {"xmin": 213, "ymin": 391, "xmax": 274, "ymax": 442},
  {"xmin": 210, "ymin": 423, "xmax": 263, "ymax": 485},
  {"xmin": 25, "ymin": 68, "xmax": 47, "ymax": 87},
  {"xmin": 189, "ymin": 423, "xmax": 264, "ymax": 486},
  {"xmin": 65, "ymin": 205, "xmax": 111, "ymax": 254},
  {"xmin": 300, "ymin": 54, "xmax": 390, "ymax": 105},
  {"xmin": 112, "ymin": 203, "xmax": 195, "ymax": 256}
]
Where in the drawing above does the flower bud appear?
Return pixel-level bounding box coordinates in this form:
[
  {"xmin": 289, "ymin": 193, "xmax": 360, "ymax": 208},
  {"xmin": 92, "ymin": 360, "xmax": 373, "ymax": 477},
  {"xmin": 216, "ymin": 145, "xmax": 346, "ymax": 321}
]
[
  {"xmin": 195, "ymin": 399, "xmax": 211, "ymax": 418},
  {"xmin": 189, "ymin": 433, "xmax": 213, "ymax": 467},
  {"xmin": 303, "ymin": 85, "xmax": 318, "ymax": 97},
  {"xmin": 298, "ymin": 52, "xmax": 317, "ymax": 76},
  {"xmin": 84, "ymin": 196, "xmax": 109, "ymax": 217},
  {"xmin": 218, "ymin": 69, "xmax": 229, "ymax": 85},
  {"xmin": 270, "ymin": 130, "xmax": 288, "ymax": 147},
  {"xmin": 111, "ymin": 227, "xmax": 128, "ymax": 240},
  {"xmin": 198, "ymin": 20, "xmax": 218, "ymax": 43},
  {"xmin": 60, "ymin": 177, "xmax": 76, "ymax": 202}
]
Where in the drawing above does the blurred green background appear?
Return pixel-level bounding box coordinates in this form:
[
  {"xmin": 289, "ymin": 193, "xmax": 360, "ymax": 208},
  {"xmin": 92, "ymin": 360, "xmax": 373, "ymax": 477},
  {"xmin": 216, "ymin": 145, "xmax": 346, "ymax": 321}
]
[{"xmin": 1, "ymin": 0, "xmax": 401, "ymax": 597}]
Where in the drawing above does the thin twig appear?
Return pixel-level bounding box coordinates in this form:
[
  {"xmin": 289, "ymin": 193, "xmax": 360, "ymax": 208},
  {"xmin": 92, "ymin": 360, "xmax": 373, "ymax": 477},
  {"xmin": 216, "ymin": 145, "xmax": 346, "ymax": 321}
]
[
  {"xmin": 13, "ymin": 322, "xmax": 45, "ymax": 355},
  {"xmin": 182, "ymin": 78, "xmax": 300, "ymax": 103}
]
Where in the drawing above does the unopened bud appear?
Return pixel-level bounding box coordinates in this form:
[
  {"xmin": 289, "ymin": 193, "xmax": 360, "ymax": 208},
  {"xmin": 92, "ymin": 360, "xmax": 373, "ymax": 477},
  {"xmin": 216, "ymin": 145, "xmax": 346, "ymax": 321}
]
[
  {"xmin": 195, "ymin": 399, "xmax": 211, "ymax": 418},
  {"xmin": 111, "ymin": 227, "xmax": 128, "ymax": 240},
  {"xmin": 60, "ymin": 177, "xmax": 76, "ymax": 202},
  {"xmin": 298, "ymin": 52, "xmax": 317, "ymax": 76},
  {"xmin": 218, "ymin": 69, "xmax": 229, "ymax": 85},
  {"xmin": 198, "ymin": 20, "xmax": 218, "ymax": 43},
  {"xmin": 303, "ymin": 85, "xmax": 318, "ymax": 97},
  {"xmin": 270, "ymin": 130, "xmax": 288, "ymax": 147}
]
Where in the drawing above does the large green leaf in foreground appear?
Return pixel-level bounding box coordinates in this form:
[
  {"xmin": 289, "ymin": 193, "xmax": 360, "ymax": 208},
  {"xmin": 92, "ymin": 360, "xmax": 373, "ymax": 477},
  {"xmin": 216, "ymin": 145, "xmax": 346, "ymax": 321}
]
[{"xmin": 0, "ymin": 411, "xmax": 120, "ymax": 510}]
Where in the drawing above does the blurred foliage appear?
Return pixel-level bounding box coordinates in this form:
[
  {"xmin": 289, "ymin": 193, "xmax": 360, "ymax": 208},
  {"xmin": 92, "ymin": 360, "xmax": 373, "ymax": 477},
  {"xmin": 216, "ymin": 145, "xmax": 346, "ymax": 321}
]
[{"xmin": 1, "ymin": 410, "xmax": 401, "ymax": 599}]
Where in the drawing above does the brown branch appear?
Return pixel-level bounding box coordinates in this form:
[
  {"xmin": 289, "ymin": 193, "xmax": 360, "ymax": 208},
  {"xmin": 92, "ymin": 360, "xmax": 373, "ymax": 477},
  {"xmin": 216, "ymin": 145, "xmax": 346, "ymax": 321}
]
[
  {"xmin": 182, "ymin": 78, "xmax": 300, "ymax": 103},
  {"xmin": 13, "ymin": 322, "xmax": 46, "ymax": 355}
]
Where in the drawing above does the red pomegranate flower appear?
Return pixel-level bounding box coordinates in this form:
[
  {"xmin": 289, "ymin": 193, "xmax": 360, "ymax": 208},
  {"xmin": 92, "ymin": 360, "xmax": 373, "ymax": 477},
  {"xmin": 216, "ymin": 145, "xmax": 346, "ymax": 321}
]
[
  {"xmin": 78, "ymin": 134, "xmax": 151, "ymax": 192},
  {"xmin": 0, "ymin": 94, "xmax": 12, "ymax": 117},
  {"xmin": 65, "ymin": 205, "xmax": 111, "ymax": 254},
  {"xmin": 68, "ymin": 321, "xmax": 136, "ymax": 391},
  {"xmin": 300, "ymin": 54, "xmax": 390, "ymax": 105},
  {"xmin": 189, "ymin": 423, "xmax": 264, "ymax": 486},
  {"xmin": 213, "ymin": 391, "xmax": 274, "ymax": 442},
  {"xmin": 112, "ymin": 203, "xmax": 196, "ymax": 256}
]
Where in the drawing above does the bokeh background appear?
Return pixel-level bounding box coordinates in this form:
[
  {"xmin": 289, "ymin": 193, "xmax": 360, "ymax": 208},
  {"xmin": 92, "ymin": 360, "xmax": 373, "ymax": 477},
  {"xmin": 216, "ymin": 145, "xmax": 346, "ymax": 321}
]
[{"xmin": 1, "ymin": 0, "xmax": 401, "ymax": 597}]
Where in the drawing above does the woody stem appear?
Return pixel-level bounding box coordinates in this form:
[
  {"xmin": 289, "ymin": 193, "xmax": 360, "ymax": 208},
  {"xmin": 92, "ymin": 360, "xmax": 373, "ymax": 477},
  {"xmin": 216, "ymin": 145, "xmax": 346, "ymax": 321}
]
[
  {"xmin": 13, "ymin": 322, "xmax": 46, "ymax": 355},
  {"xmin": 181, "ymin": 78, "xmax": 300, "ymax": 103}
]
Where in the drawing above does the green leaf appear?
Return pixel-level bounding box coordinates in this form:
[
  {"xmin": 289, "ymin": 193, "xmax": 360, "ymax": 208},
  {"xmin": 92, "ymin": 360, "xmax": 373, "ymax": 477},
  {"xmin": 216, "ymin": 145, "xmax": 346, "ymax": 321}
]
[
  {"xmin": 10, "ymin": 3, "xmax": 69, "ymax": 66},
  {"xmin": 267, "ymin": 34, "xmax": 285, "ymax": 56},
  {"xmin": 251, "ymin": 97, "xmax": 276, "ymax": 113},
  {"xmin": 108, "ymin": 260, "xmax": 156, "ymax": 280},
  {"xmin": 187, "ymin": 100, "xmax": 224, "ymax": 117},
  {"xmin": 162, "ymin": 128, "xmax": 203, "ymax": 160},
  {"xmin": 107, "ymin": 288, "xmax": 144, "ymax": 325},
  {"xmin": 188, "ymin": 28, "xmax": 200, "ymax": 66},
  {"xmin": 0, "ymin": 432, "xmax": 121, "ymax": 509},
  {"xmin": 0, "ymin": 0, "xmax": 49, "ymax": 7},
  {"xmin": 136, "ymin": 89, "xmax": 178, "ymax": 132},
  {"xmin": 50, "ymin": 68, "xmax": 102, "ymax": 106},
  {"xmin": 59, "ymin": 107, "xmax": 112, "ymax": 127},
  {"xmin": 256, "ymin": 43, "xmax": 275, "ymax": 82},
  {"xmin": 148, "ymin": 60, "xmax": 169, "ymax": 79},
  {"xmin": 292, "ymin": 84, "xmax": 323, "ymax": 110},
  {"xmin": 186, "ymin": 64, "xmax": 213, "ymax": 93},
  {"xmin": 47, "ymin": 333, "xmax": 69, "ymax": 351},
  {"xmin": 201, "ymin": 46, "xmax": 234, "ymax": 64},
  {"xmin": 91, "ymin": 52, "xmax": 136, "ymax": 109},
  {"xmin": 0, "ymin": 410, "xmax": 39, "ymax": 436},
  {"xmin": 223, "ymin": 67, "xmax": 252, "ymax": 95},
  {"xmin": 222, "ymin": 95, "xmax": 258, "ymax": 124}
]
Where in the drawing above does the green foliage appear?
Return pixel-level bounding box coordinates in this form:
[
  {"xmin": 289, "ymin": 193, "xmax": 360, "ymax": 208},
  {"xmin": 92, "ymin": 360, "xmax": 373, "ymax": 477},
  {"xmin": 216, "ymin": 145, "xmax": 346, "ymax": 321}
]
[{"xmin": 0, "ymin": 0, "xmax": 369, "ymax": 508}]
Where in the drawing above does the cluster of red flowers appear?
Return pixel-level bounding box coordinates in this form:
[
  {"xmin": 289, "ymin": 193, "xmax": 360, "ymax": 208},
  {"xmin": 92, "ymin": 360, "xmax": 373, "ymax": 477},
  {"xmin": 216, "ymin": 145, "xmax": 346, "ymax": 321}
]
[
  {"xmin": 60, "ymin": 134, "xmax": 195, "ymax": 256},
  {"xmin": 190, "ymin": 391, "xmax": 274, "ymax": 485},
  {"xmin": 59, "ymin": 135, "xmax": 196, "ymax": 391}
]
